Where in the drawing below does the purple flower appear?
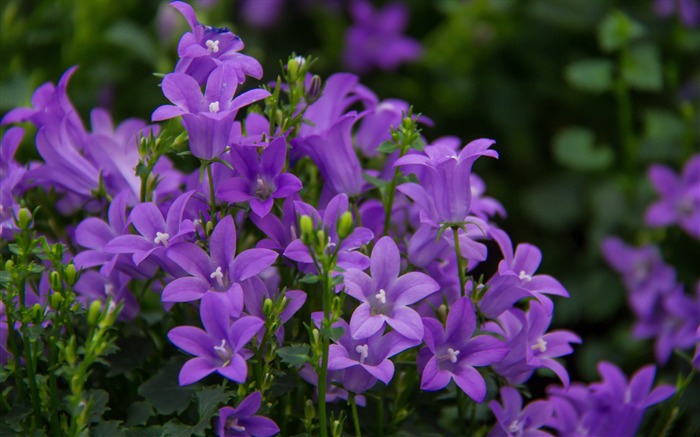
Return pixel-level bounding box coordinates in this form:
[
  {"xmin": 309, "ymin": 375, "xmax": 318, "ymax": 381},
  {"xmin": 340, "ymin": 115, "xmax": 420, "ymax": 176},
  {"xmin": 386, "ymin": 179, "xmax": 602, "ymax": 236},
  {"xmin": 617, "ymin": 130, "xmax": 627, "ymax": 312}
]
[
  {"xmin": 217, "ymin": 138, "xmax": 302, "ymax": 217},
  {"xmin": 0, "ymin": 127, "xmax": 28, "ymax": 239},
  {"xmin": 170, "ymin": 1, "xmax": 263, "ymax": 84},
  {"xmin": 74, "ymin": 270, "xmax": 139, "ymax": 321},
  {"xmin": 343, "ymin": 0, "xmax": 422, "ymax": 74},
  {"xmin": 488, "ymin": 386, "xmax": 554, "ymax": 437},
  {"xmin": 162, "ymin": 215, "xmax": 279, "ymax": 310},
  {"xmin": 693, "ymin": 324, "xmax": 700, "ymax": 369},
  {"xmin": 216, "ymin": 392, "xmax": 279, "ymax": 437},
  {"xmin": 239, "ymin": 0, "xmax": 284, "ymax": 29},
  {"xmin": 654, "ymin": 0, "xmax": 700, "ymax": 27},
  {"xmin": 645, "ymin": 155, "xmax": 700, "ymax": 239},
  {"xmin": 343, "ymin": 236, "xmax": 439, "ymax": 340},
  {"xmin": 242, "ymin": 276, "xmax": 306, "ymax": 344},
  {"xmin": 327, "ymin": 319, "xmax": 419, "ymax": 393},
  {"xmin": 419, "ymin": 297, "xmax": 508, "ymax": 402},
  {"xmin": 395, "ymin": 138, "xmax": 498, "ymax": 226},
  {"xmin": 152, "ymin": 64, "xmax": 270, "ymax": 160},
  {"xmin": 168, "ymin": 292, "xmax": 264, "ymax": 385}
]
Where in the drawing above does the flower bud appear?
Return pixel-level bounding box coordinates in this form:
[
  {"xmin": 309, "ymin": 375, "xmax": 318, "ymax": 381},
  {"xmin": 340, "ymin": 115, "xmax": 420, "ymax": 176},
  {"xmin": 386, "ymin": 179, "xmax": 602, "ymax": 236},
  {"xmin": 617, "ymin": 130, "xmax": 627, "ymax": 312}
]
[
  {"xmin": 31, "ymin": 303, "xmax": 43, "ymax": 320},
  {"xmin": 99, "ymin": 300, "xmax": 119, "ymax": 328},
  {"xmin": 50, "ymin": 271, "xmax": 63, "ymax": 291},
  {"xmin": 87, "ymin": 300, "xmax": 102, "ymax": 327},
  {"xmin": 332, "ymin": 419, "xmax": 343, "ymax": 437},
  {"xmin": 304, "ymin": 399, "xmax": 316, "ymax": 421},
  {"xmin": 307, "ymin": 75, "xmax": 322, "ymax": 103},
  {"xmin": 50, "ymin": 292, "xmax": 64, "ymax": 309},
  {"xmin": 16, "ymin": 208, "xmax": 32, "ymax": 230},
  {"xmin": 287, "ymin": 56, "xmax": 303, "ymax": 82},
  {"xmin": 64, "ymin": 264, "xmax": 77, "ymax": 286},
  {"xmin": 263, "ymin": 298, "xmax": 274, "ymax": 318},
  {"xmin": 337, "ymin": 211, "xmax": 353, "ymax": 239},
  {"xmin": 299, "ymin": 215, "xmax": 314, "ymax": 245},
  {"xmin": 65, "ymin": 337, "xmax": 77, "ymax": 365},
  {"xmin": 312, "ymin": 328, "xmax": 320, "ymax": 346},
  {"xmin": 5, "ymin": 259, "xmax": 14, "ymax": 270}
]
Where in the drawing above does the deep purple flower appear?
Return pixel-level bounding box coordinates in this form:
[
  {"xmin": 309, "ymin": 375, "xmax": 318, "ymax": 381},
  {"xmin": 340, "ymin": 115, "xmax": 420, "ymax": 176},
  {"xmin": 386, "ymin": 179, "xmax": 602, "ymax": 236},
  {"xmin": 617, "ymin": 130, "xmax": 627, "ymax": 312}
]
[
  {"xmin": 170, "ymin": 1, "xmax": 263, "ymax": 84},
  {"xmin": 283, "ymin": 194, "xmax": 373, "ymax": 272},
  {"xmin": 162, "ymin": 215, "xmax": 279, "ymax": 311},
  {"xmin": 217, "ymin": 138, "xmax": 302, "ymax": 217},
  {"xmin": 419, "ymin": 297, "xmax": 508, "ymax": 402},
  {"xmin": 242, "ymin": 276, "xmax": 306, "ymax": 344},
  {"xmin": 152, "ymin": 64, "xmax": 270, "ymax": 160},
  {"xmin": 168, "ymin": 292, "xmax": 263, "ymax": 385},
  {"xmin": 343, "ymin": 236, "xmax": 439, "ymax": 340},
  {"xmin": 488, "ymin": 386, "xmax": 554, "ymax": 437},
  {"xmin": 250, "ymin": 196, "xmax": 299, "ymax": 254},
  {"xmin": 645, "ymin": 155, "xmax": 700, "ymax": 238},
  {"xmin": 216, "ymin": 392, "xmax": 279, "ymax": 437},
  {"xmin": 74, "ymin": 270, "xmax": 139, "ymax": 321},
  {"xmin": 395, "ymin": 138, "xmax": 498, "ymax": 226},
  {"xmin": 343, "ymin": 0, "xmax": 422, "ymax": 74},
  {"xmin": 0, "ymin": 127, "xmax": 27, "ymax": 239}
]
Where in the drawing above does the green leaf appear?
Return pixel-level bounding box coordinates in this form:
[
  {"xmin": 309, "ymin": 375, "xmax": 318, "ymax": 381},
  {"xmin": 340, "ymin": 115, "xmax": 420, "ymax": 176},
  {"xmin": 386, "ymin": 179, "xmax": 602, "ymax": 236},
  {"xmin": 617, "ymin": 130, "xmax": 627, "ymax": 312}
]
[
  {"xmin": 195, "ymin": 386, "xmax": 231, "ymax": 419},
  {"xmin": 564, "ymin": 59, "xmax": 613, "ymax": 93},
  {"xmin": 93, "ymin": 421, "xmax": 124, "ymax": 437},
  {"xmin": 125, "ymin": 401, "xmax": 154, "ymax": 427},
  {"xmin": 277, "ymin": 344, "xmax": 311, "ymax": 368},
  {"xmin": 623, "ymin": 44, "xmax": 663, "ymax": 91},
  {"xmin": 88, "ymin": 389, "xmax": 110, "ymax": 423},
  {"xmin": 552, "ymin": 127, "xmax": 614, "ymax": 171},
  {"xmin": 160, "ymin": 421, "xmax": 193, "ymax": 437},
  {"xmin": 137, "ymin": 359, "xmax": 195, "ymax": 415},
  {"xmin": 124, "ymin": 427, "xmax": 162, "ymax": 437},
  {"xmin": 597, "ymin": 11, "xmax": 644, "ymax": 52},
  {"xmin": 362, "ymin": 173, "xmax": 389, "ymax": 188},
  {"xmin": 321, "ymin": 326, "xmax": 345, "ymax": 341},
  {"xmin": 299, "ymin": 274, "xmax": 319, "ymax": 284},
  {"xmin": 376, "ymin": 141, "xmax": 399, "ymax": 154}
]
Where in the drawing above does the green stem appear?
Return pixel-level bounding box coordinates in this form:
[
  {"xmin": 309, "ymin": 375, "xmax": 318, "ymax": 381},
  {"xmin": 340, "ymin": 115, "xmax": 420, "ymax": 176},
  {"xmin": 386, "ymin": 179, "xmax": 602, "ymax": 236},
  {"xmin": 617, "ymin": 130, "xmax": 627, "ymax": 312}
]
[
  {"xmin": 452, "ymin": 227, "xmax": 467, "ymax": 296},
  {"xmin": 317, "ymin": 269, "xmax": 331, "ymax": 437},
  {"xmin": 22, "ymin": 332, "xmax": 43, "ymax": 430},
  {"xmin": 48, "ymin": 338, "xmax": 61, "ymax": 435},
  {"xmin": 350, "ymin": 394, "xmax": 362, "ymax": 437},
  {"xmin": 206, "ymin": 162, "xmax": 217, "ymax": 219},
  {"xmin": 377, "ymin": 389, "xmax": 385, "ymax": 437},
  {"xmin": 457, "ymin": 390, "xmax": 466, "ymax": 436}
]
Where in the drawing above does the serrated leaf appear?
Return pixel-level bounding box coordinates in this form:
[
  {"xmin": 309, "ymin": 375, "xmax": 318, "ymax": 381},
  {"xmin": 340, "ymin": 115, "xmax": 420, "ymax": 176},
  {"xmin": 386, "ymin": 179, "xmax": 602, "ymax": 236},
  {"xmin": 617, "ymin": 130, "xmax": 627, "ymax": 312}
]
[
  {"xmin": 564, "ymin": 59, "xmax": 613, "ymax": 93},
  {"xmin": 93, "ymin": 420, "xmax": 124, "ymax": 437},
  {"xmin": 277, "ymin": 344, "xmax": 311, "ymax": 368},
  {"xmin": 552, "ymin": 127, "xmax": 614, "ymax": 171},
  {"xmin": 598, "ymin": 11, "xmax": 644, "ymax": 52},
  {"xmin": 195, "ymin": 386, "xmax": 231, "ymax": 418},
  {"xmin": 376, "ymin": 141, "xmax": 399, "ymax": 154},
  {"xmin": 137, "ymin": 359, "xmax": 195, "ymax": 415},
  {"xmin": 322, "ymin": 326, "xmax": 345, "ymax": 342},
  {"xmin": 88, "ymin": 389, "xmax": 110, "ymax": 423},
  {"xmin": 125, "ymin": 401, "xmax": 154, "ymax": 427},
  {"xmin": 160, "ymin": 421, "xmax": 193, "ymax": 437},
  {"xmin": 623, "ymin": 44, "xmax": 662, "ymax": 91}
]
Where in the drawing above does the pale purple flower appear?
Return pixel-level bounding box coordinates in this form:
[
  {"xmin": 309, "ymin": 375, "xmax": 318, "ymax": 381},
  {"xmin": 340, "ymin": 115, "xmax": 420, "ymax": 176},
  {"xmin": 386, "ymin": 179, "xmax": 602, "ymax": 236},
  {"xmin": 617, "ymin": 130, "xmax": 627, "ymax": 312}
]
[
  {"xmin": 168, "ymin": 292, "xmax": 264, "ymax": 385},
  {"xmin": 217, "ymin": 137, "xmax": 302, "ymax": 217},
  {"xmin": 170, "ymin": 1, "xmax": 263, "ymax": 84},
  {"xmin": 239, "ymin": 0, "xmax": 284, "ymax": 29},
  {"xmin": 645, "ymin": 155, "xmax": 700, "ymax": 238},
  {"xmin": 654, "ymin": 0, "xmax": 700, "ymax": 27},
  {"xmin": 343, "ymin": 0, "xmax": 422, "ymax": 74},
  {"xmin": 162, "ymin": 215, "xmax": 279, "ymax": 312},
  {"xmin": 216, "ymin": 392, "xmax": 279, "ymax": 437},
  {"xmin": 242, "ymin": 276, "xmax": 306, "ymax": 344},
  {"xmin": 152, "ymin": 64, "xmax": 270, "ymax": 161},
  {"xmin": 488, "ymin": 386, "xmax": 554, "ymax": 437},
  {"xmin": 343, "ymin": 236, "xmax": 439, "ymax": 340},
  {"xmin": 419, "ymin": 297, "xmax": 508, "ymax": 402},
  {"xmin": 74, "ymin": 270, "xmax": 139, "ymax": 321}
]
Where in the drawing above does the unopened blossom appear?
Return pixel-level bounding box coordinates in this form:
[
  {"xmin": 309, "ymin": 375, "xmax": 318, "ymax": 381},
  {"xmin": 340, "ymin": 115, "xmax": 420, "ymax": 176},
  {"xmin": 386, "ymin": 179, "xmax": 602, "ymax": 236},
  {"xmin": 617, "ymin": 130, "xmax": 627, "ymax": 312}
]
[
  {"xmin": 343, "ymin": 0, "xmax": 422, "ymax": 74},
  {"xmin": 645, "ymin": 155, "xmax": 700, "ymax": 238},
  {"xmin": 162, "ymin": 215, "xmax": 278, "ymax": 313},
  {"xmin": 152, "ymin": 63, "xmax": 270, "ymax": 160},
  {"xmin": 168, "ymin": 292, "xmax": 263, "ymax": 385},
  {"xmin": 343, "ymin": 236, "xmax": 439, "ymax": 340},
  {"xmin": 216, "ymin": 392, "xmax": 279, "ymax": 437},
  {"xmin": 419, "ymin": 297, "xmax": 508, "ymax": 402},
  {"xmin": 217, "ymin": 137, "xmax": 302, "ymax": 217},
  {"xmin": 488, "ymin": 386, "xmax": 554, "ymax": 437},
  {"xmin": 170, "ymin": 1, "xmax": 263, "ymax": 84}
]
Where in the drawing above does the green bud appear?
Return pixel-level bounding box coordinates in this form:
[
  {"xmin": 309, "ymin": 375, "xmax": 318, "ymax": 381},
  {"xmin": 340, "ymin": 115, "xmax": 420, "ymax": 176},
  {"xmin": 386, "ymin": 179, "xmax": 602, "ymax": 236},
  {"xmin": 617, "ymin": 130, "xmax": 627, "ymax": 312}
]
[
  {"xmin": 17, "ymin": 208, "xmax": 32, "ymax": 230},
  {"xmin": 287, "ymin": 56, "xmax": 302, "ymax": 81},
  {"xmin": 263, "ymin": 298, "xmax": 274, "ymax": 318},
  {"xmin": 50, "ymin": 292, "xmax": 64, "ymax": 309},
  {"xmin": 304, "ymin": 399, "xmax": 316, "ymax": 421},
  {"xmin": 299, "ymin": 215, "xmax": 314, "ymax": 244},
  {"xmin": 331, "ymin": 295, "xmax": 343, "ymax": 317},
  {"xmin": 332, "ymin": 419, "xmax": 343, "ymax": 437},
  {"xmin": 5, "ymin": 259, "xmax": 14, "ymax": 270},
  {"xmin": 315, "ymin": 229, "xmax": 326, "ymax": 252},
  {"xmin": 31, "ymin": 303, "xmax": 43, "ymax": 320},
  {"xmin": 438, "ymin": 304, "xmax": 448, "ymax": 322},
  {"xmin": 269, "ymin": 320, "xmax": 280, "ymax": 333},
  {"xmin": 50, "ymin": 271, "xmax": 62, "ymax": 291},
  {"xmin": 64, "ymin": 264, "xmax": 77, "ymax": 286},
  {"xmin": 65, "ymin": 337, "xmax": 77, "ymax": 365},
  {"xmin": 99, "ymin": 300, "xmax": 119, "ymax": 328},
  {"xmin": 205, "ymin": 220, "xmax": 214, "ymax": 235},
  {"xmin": 87, "ymin": 300, "xmax": 102, "ymax": 327},
  {"xmin": 71, "ymin": 374, "xmax": 82, "ymax": 395},
  {"xmin": 307, "ymin": 75, "xmax": 322, "ymax": 103},
  {"xmin": 312, "ymin": 328, "xmax": 320, "ymax": 346},
  {"xmin": 337, "ymin": 211, "xmax": 353, "ymax": 239}
]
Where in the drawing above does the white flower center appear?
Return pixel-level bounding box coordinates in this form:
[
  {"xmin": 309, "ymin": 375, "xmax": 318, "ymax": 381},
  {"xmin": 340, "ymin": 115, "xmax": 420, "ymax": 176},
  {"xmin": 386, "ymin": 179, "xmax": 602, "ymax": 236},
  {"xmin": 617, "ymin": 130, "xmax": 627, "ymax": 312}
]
[
  {"xmin": 375, "ymin": 288, "xmax": 387, "ymax": 305},
  {"xmin": 226, "ymin": 417, "xmax": 246, "ymax": 432},
  {"xmin": 214, "ymin": 339, "xmax": 231, "ymax": 365},
  {"xmin": 531, "ymin": 337, "xmax": 547, "ymax": 353},
  {"xmin": 209, "ymin": 101, "xmax": 220, "ymax": 113},
  {"xmin": 508, "ymin": 419, "xmax": 523, "ymax": 434},
  {"xmin": 519, "ymin": 270, "xmax": 532, "ymax": 282},
  {"xmin": 104, "ymin": 283, "xmax": 115, "ymax": 297},
  {"xmin": 355, "ymin": 344, "xmax": 369, "ymax": 364},
  {"xmin": 154, "ymin": 231, "xmax": 170, "ymax": 246},
  {"xmin": 205, "ymin": 39, "xmax": 219, "ymax": 53},
  {"xmin": 446, "ymin": 348, "xmax": 460, "ymax": 363},
  {"xmin": 210, "ymin": 266, "xmax": 224, "ymax": 287}
]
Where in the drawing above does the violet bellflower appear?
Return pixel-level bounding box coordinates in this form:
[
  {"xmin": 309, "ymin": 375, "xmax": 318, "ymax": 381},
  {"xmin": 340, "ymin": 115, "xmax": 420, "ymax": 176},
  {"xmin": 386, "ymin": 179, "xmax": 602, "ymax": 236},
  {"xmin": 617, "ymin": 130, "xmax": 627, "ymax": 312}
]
[
  {"xmin": 645, "ymin": 154, "xmax": 700, "ymax": 238},
  {"xmin": 217, "ymin": 392, "xmax": 280, "ymax": 437},
  {"xmin": 488, "ymin": 386, "xmax": 554, "ymax": 437},
  {"xmin": 168, "ymin": 292, "xmax": 264, "ymax": 385},
  {"xmin": 242, "ymin": 276, "xmax": 306, "ymax": 344},
  {"xmin": 0, "ymin": 127, "xmax": 27, "ymax": 239},
  {"xmin": 217, "ymin": 137, "xmax": 302, "ymax": 217},
  {"xmin": 152, "ymin": 63, "xmax": 270, "ymax": 161},
  {"xmin": 395, "ymin": 138, "xmax": 498, "ymax": 226},
  {"xmin": 343, "ymin": 0, "xmax": 422, "ymax": 74},
  {"xmin": 326, "ymin": 318, "xmax": 420, "ymax": 394},
  {"xmin": 419, "ymin": 297, "xmax": 508, "ymax": 402},
  {"xmin": 170, "ymin": 1, "xmax": 263, "ymax": 85},
  {"xmin": 342, "ymin": 236, "xmax": 440, "ymax": 340},
  {"xmin": 74, "ymin": 269, "xmax": 139, "ymax": 321},
  {"xmin": 162, "ymin": 215, "xmax": 279, "ymax": 314}
]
